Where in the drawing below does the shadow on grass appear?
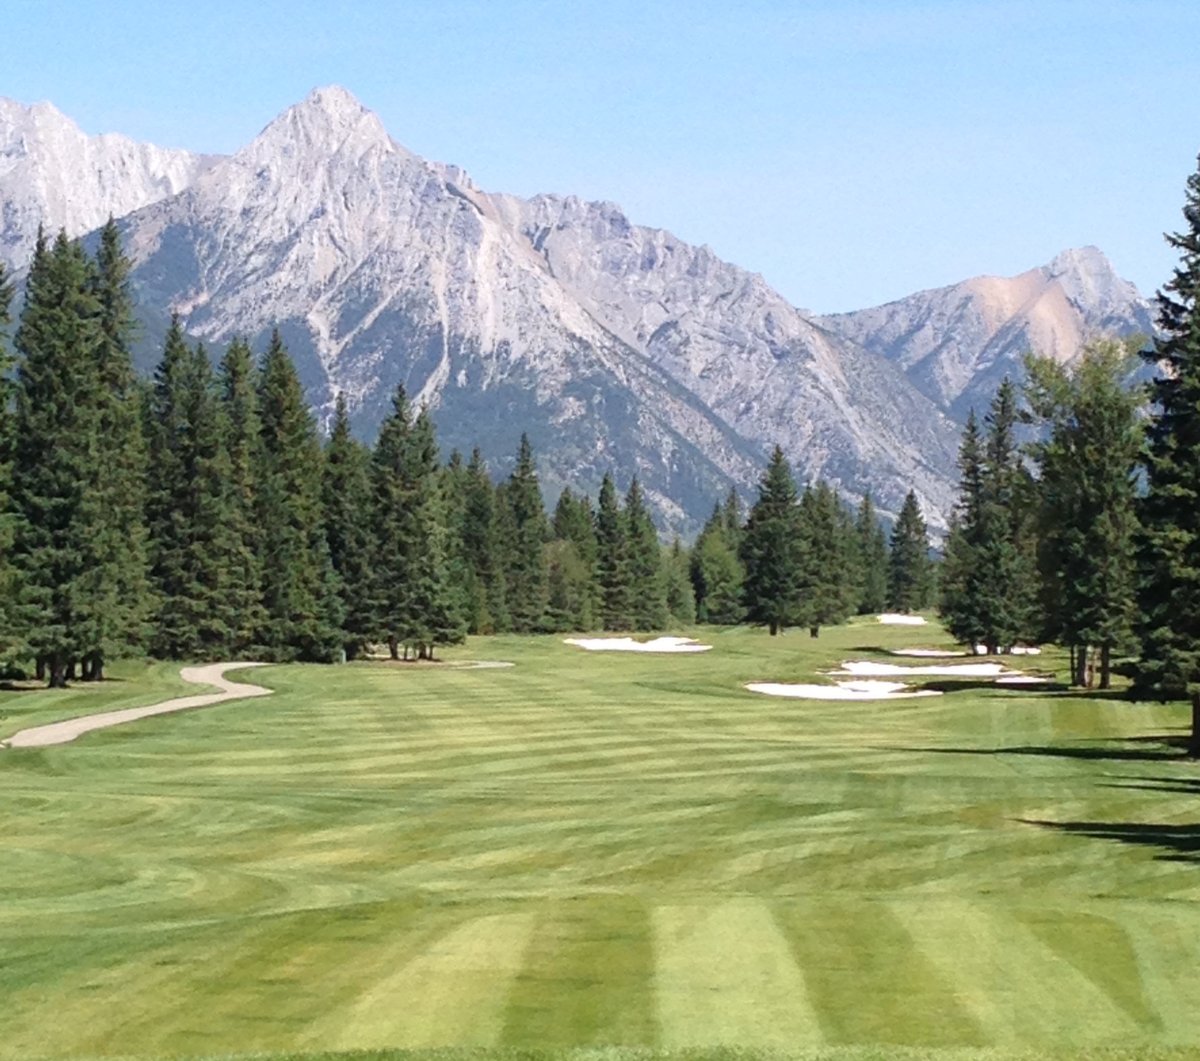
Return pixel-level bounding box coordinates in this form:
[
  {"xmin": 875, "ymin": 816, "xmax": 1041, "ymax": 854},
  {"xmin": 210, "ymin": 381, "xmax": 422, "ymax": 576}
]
[
  {"xmin": 890, "ymin": 732, "xmax": 1193, "ymax": 763},
  {"xmin": 1022, "ymin": 817, "xmax": 1200, "ymax": 863}
]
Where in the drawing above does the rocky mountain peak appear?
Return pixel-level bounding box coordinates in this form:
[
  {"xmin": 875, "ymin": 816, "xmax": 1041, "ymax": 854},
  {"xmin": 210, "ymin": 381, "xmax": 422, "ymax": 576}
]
[{"xmin": 1043, "ymin": 245, "xmax": 1145, "ymax": 317}]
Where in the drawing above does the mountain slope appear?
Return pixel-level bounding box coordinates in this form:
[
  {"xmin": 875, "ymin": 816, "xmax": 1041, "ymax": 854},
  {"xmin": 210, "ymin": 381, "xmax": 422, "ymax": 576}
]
[
  {"xmin": 820, "ymin": 247, "xmax": 1154, "ymax": 417},
  {"xmin": 0, "ymin": 98, "xmax": 215, "ymax": 271}
]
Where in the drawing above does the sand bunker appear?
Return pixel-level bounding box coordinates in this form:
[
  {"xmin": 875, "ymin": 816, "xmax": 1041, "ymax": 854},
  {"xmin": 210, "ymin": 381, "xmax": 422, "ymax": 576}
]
[
  {"xmin": 877, "ymin": 613, "xmax": 927, "ymax": 626},
  {"xmin": 995, "ymin": 674, "xmax": 1053, "ymax": 685},
  {"xmin": 831, "ymin": 660, "xmax": 1017, "ymax": 678},
  {"xmin": 890, "ymin": 648, "xmax": 968, "ymax": 658},
  {"xmin": 564, "ymin": 636, "xmax": 712, "ymax": 653},
  {"xmin": 746, "ymin": 680, "xmax": 941, "ymax": 701},
  {"xmin": 973, "ymin": 644, "xmax": 1042, "ymax": 656}
]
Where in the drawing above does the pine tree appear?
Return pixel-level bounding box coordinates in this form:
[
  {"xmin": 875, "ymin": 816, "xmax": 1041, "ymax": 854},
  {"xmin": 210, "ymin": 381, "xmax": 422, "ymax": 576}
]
[
  {"xmin": 855, "ymin": 493, "xmax": 889, "ymax": 615},
  {"xmin": 887, "ymin": 490, "xmax": 932, "ymax": 614},
  {"xmin": 460, "ymin": 448, "xmax": 508, "ymax": 633},
  {"xmin": 323, "ymin": 393, "xmax": 373, "ymax": 659},
  {"xmin": 1134, "ymin": 153, "xmax": 1200, "ymax": 754},
  {"xmin": 502, "ymin": 435, "xmax": 548, "ymax": 632},
  {"xmin": 741, "ymin": 446, "xmax": 801, "ymax": 635},
  {"xmin": 550, "ymin": 487, "xmax": 599, "ymax": 629},
  {"xmin": 624, "ymin": 477, "xmax": 669, "ymax": 631},
  {"xmin": 595, "ymin": 473, "xmax": 630, "ymax": 630},
  {"xmin": 1026, "ymin": 340, "xmax": 1142, "ymax": 688},
  {"xmin": 11, "ymin": 232, "xmax": 104, "ymax": 684},
  {"xmin": 795, "ymin": 481, "xmax": 857, "ymax": 637},
  {"xmin": 369, "ymin": 386, "xmax": 417, "ymax": 658},
  {"xmin": 0, "ymin": 259, "xmax": 17, "ymax": 657},
  {"xmin": 217, "ymin": 338, "xmax": 267, "ymax": 654},
  {"xmin": 144, "ymin": 324, "xmax": 234, "ymax": 659},
  {"xmin": 664, "ymin": 538, "xmax": 697, "ymax": 624},
  {"xmin": 939, "ymin": 411, "xmax": 987, "ymax": 649},
  {"xmin": 256, "ymin": 330, "xmax": 342, "ymax": 661}
]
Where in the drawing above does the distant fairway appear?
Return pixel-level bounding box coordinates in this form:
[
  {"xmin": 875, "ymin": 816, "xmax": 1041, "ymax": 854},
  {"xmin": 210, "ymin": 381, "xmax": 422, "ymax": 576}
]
[{"xmin": 2, "ymin": 622, "xmax": 1200, "ymax": 1061}]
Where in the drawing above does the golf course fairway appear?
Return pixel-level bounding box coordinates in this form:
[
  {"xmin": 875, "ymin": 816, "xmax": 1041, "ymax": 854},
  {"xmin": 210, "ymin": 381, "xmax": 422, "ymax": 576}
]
[{"xmin": 2, "ymin": 620, "xmax": 1199, "ymax": 1061}]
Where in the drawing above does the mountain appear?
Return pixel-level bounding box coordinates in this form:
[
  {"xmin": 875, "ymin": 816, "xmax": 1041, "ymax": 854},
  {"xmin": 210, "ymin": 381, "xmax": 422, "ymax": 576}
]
[
  {"xmin": 820, "ymin": 247, "xmax": 1154, "ymax": 417},
  {"xmin": 0, "ymin": 98, "xmax": 215, "ymax": 271},
  {"xmin": 111, "ymin": 86, "xmax": 960, "ymax": 528}
]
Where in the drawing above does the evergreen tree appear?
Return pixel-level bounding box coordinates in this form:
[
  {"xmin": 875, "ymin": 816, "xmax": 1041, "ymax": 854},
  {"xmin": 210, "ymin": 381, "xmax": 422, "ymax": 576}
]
[
  {"xmin": 741, "ymin": 446, "xmax": 801, "ymax": 635},
  {"xmin": 460, "ymin": 448, "xmax": 508, "ymax": 633},
  {"xmin": 664, "ymin": 538, "xmax": 697, "ymax": 624},
  {"xmin": 1026, "ymin": 340, "xmax": 1142, "ymax": 688},
  {"xmin": 11, "ymin": 232, "xmax": 105, "ymax": 684},
  {"xmin": 502, "ymin": 435, "xmax": 549, "ymax": 632},
  {"xmin": 551, "ymin": 487, "xmax": 599, "ymax": 628},
  {"xmin": 595, "ymin": 473, "xmax": 630, "ymax": 630},
  {"xmin": 144, "ymin": 323, "xmax": 234, "ymax": 660},
  {"xmin": 624, "ymin": 477, "xmax": 669, "ymax": 630},
  {"xmin": 544, "ymin": 539, "xmax": 596, "ymax": 631},
  {"xmin": 256, "ymin": 330, "xmax": 342, "ymax": 661},
  {"xmin": 0, "ymin": 259, "xmax": 16, "ymax": 657},
  {"xmin": 78, "ymin": 219, "xmax": 152, "ymax": 678},
  {"xmin": 369, "ymin": 386, "xmax": 417, "ymax": 658},
  {"xmin": 887, "ymin": 490, "xmax": 932, "ymax": 613},
  {"xmin": 1134, "ymin": 153, "xmax": 1200, "ymax": 754},
  {"xmin": 217, "ymin": 338, "xmax": 267, "ymax": 654},
  {"xmin": 795, "ymin": 481, "xmax": 857, "ymax": 637},
  {"xmin": 854, "ymin": 493, "xmax": 888, "ymax": 615},
  {"xmin": 939, "ymin": 411, "xmax": 987, "ymax": 649},
  {"xmin": 322, "ymin": 393, "xmax": 373, "ymax": 658}
]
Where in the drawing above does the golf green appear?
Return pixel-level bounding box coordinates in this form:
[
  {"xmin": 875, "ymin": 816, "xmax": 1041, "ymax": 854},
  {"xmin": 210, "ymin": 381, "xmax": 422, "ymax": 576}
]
[{"xmin": 1, "ymin": 621, "xmax": 1198, "ymax": 1061}]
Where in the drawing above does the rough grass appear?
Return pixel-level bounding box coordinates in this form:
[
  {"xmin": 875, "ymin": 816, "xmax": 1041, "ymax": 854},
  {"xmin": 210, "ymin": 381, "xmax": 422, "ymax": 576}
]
[{"xmin": 2, "ymin": 621, "xmax": 1199, "ymax": 1061}]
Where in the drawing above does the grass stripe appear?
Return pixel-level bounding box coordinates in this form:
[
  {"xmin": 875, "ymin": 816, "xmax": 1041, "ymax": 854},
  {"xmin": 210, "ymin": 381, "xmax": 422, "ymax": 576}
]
[{"xmin": 654, "ymin": 898, "xmax": 821, "ymax": 1048}]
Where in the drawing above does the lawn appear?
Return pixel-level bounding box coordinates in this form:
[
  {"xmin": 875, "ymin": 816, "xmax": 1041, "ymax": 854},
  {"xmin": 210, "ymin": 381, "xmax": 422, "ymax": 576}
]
[{"xmin": 1, "ymin": 620, "xmax": 1199, "ymax": 1061}]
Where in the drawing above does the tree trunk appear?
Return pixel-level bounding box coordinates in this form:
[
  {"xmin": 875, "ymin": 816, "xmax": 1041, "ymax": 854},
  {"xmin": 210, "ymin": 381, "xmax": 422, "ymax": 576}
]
[
  {"xmin": 1073, "ymin": 644, "xmax": 1089, "ymax": 688},
  {"xmin": 48, "ymin": 656, "xmax": 68, "ymax": 689},
  {"xmin": 809, "ymin": 625, "xmax": 819, "ymax": 639},
  {"xmin": 769, "ymin": 620, "xmax": 779, "ymax": 636},
  {"xmin": 65, "ymin": 660, "xmax": 76, "ymax": 682},
  {"xmin": 1068, "ymin": 645, "xmax": 1076, "ymax": 685},
  {"xmin": 35, "ymin": 657, "xmax": 46, "ymax": 682},
  {"xmin": 388, "ymin": 636, "xmax": 399, "ymax": 661},
  {"xmin": 1190, "ymin": 692, "xmax": 1200, "ymax": 759},
  {"xmin": 1099, "ymin": 644, "xmax": 1111, "ymax": 691}
]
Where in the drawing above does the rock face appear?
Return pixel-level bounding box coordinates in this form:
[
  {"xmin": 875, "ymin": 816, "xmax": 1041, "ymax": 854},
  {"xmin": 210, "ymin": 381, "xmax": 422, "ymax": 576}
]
[
  {"xmin": 0, "ymin": 97, "xmax": 214, "ymax": 270},
  {"xmin": 0, "ymin": 87, "xmax": 1152, "ymax": 531},
  {"xmin": 821, "ymin": 247, "xmax": 1154, "ymax": 417}
]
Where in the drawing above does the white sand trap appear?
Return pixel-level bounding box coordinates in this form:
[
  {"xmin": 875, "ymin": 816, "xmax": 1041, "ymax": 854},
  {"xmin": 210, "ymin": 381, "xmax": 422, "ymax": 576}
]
[
  {"xmin": 973, "ymin": 644, "xmax": 1043, "ymax": 656},
  {"xmin": 0, "ymin": 662, "xmax": 271, "ymax": 749},
  {"xmin": 564, "ymin": 636, "xmax": 712, "ymax": 653},
  {"xmin": 831, "ymin": 660, "xmax": 1018, "ymax": 678},
  {"xmin": 995, "ymin": 674, "xmax": 1053, "ymax": 685},
  {"xmin": 890, "ymin": 648, "xmax": 968, "ymax": 658},
  {"xmin": 746, "ymin": 680, "xmax": 941, "ymax": 701},
  {"xmin": 877, "ymin": 613, "xmax": 927, "ymax": 626}
]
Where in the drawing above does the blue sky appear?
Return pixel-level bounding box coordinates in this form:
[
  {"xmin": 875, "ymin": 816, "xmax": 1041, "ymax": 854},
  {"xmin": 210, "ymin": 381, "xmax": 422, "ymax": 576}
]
[{"xmin": 7, "ymin": 0, "xmax": 1199, "ymax": 311}]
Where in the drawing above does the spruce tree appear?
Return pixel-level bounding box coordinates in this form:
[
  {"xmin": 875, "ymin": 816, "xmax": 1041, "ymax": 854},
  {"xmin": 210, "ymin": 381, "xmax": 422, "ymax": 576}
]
[
  {"xmin": 0, "ymin": 259, "xmax": 16, "ymax": 657},
  {"xmin": 887, "ymin": 490, "xmax": 932, "ymax": 614},
  {"xmin": 369, "ymin": 386, "xmax": 417, "ymax": 658},
  {"xmin": 741, "ymin": 446, "xmax": 801, "ymax": 635},
  {"xmin": 256, "ymin": 330, "xmax": 342, "ymax": 661},
  {"xmin": 323, "ymin": 393, "xmax": 373, "ymax": 659},
  {"xmin": 795, "ymin": 481, "xmax": 858, "ymax": 637},
  {"xmin": 460, "ymin": 448, "xmax": 509, "ymax": 633},
  {"xmin": 502, "ymin": 435, "xmax": 549, "ymax": 632},
  {"xmin": 144, "ymin": 324, "xmax": 234, "ymax": 659},
  {"xmin": 217, "ymin": 338, "xmax": 267, "ymax": 654},
  {"xmin": 664, "ymin": 538, "xmax": 697, "ymax": 624},
  {"xmin": 12, "ymin": 232, "xmax": 104, "ymax": 684},
  {"xmin": 595, "ymin": 473, "xmax": 631, "ymax": 630},
  {"xmin": 939, "ymin": 411, "xmax": 988, "ymax": 649},
  {"xmin": 1026, "ymin": 340, "xmax": 1141, "ymax": 688},
  {"xmin": 624, "ymin": 477, "xmax": 669, "ymax": 630},
  {"xmin": 551, "ymin": 487, "xmax": 599, "ymax": 629},
  {"xmin": 855, "ymin": 493, "xmax": 889, "ymax": 615},
  {"xmin": 1134, "ymin": 153, "xmax": 1200, "ymax": 754}
]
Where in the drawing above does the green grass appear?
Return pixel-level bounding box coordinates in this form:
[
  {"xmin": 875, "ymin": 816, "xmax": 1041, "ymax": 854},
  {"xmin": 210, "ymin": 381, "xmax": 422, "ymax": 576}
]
[{"xmin": 2, "ymin": 621, "xmax": 1200, "ymax": 1061}]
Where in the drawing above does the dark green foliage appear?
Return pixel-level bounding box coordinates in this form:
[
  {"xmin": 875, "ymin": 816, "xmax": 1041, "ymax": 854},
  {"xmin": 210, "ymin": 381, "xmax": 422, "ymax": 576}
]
[
  {"xmin": 795, "ymin": 481, "xmax": 858, "ymax": 637},
  {"xmin": 217, "ymin": 338, "xmax": 267, "ymax": 655},
  {"xmin": 595, "ymin": 473, "xmax": 630, "ymax": 630},
  {"xmin": 144, "ymin": 323, "xmax": 235, "ymax": 660},
  {"xmin": 664, "ymin": 538, "xmax": 696, "ymax": 624},
  {"xmin": 548, "ymin": 487, "xmax": 599, "ymax": 631},
  {"xmin": 939, "ymin": 412, "xmax": 987, "ymax": 648},
  {"xmin": 369, "ymin": 386, "xmax": 418, "ymax": 656},
  {"xmin": 690, "ymin": 502, "xmax": 745, "ymax": 624},
  {"xmin": 741, "ymin": 446, "xmax": 801, "ymax": 635},
  {"xmin": 855, "ymin": 493, "xmax": 889, "ymax": 615},
  {"xmin": 323, "ymin": 394, "xmax": 374, "ymax": 659},
  {"xmin": 1026, "ymin": 340, "xmax": 1142, "ymax": 688},
  {"xmin": 0, "ymin": 258, "xmax": 17, "ymax": 656},
  {"xmin": 11, "ymin": 232, "xmax": 108, "ymax": 684},
  {"xmin": 256, "ymin": 330, "xmax": 342, "ymax": 662},
  {"xmin": 502, "ymin": 435, "xmax": 549, "ymax": 632},
  {"xmin": 887, "ymin": 490, "xmax": 932, "ymax": 613},
  {"xmin": 624, "ymin": 478, "xmax": 669, "ymax": 631},
  {"xmin": 1134, "ymin": 154, "xmax": 1200, "ymax": 753},
  {"xmin": 460, "ymin": 448, "xmax": 509, "ymax": 633}
]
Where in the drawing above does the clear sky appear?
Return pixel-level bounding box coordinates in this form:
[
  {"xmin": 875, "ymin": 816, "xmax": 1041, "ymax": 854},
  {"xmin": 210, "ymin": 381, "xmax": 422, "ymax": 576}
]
[{"xmin": 6, "ymin": 0, "xmax": 1199, "ymax": 312}]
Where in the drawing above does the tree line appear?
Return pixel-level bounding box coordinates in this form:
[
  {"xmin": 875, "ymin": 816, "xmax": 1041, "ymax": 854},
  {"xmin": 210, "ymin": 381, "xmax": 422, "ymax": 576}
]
[{"xmin": 936, "ymin": 154, "xmax": 1200, "ymax": 755}]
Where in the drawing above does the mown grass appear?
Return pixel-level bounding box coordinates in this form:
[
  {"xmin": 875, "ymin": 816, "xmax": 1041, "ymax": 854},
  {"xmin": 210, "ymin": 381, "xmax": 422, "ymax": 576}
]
[{"xmin": 2, "ymin": 620, "xmax": 1199, "ymax": 1061}]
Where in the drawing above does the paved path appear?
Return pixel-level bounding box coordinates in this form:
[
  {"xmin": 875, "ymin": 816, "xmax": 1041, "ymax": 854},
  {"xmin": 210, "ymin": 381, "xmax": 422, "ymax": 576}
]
[{"xmin": 0, "ymin": 662, "xmax": 272, "ymax": 749}]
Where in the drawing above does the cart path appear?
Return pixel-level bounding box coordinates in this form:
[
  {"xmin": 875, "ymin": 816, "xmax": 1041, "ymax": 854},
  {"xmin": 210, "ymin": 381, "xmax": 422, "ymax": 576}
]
[{"xmin": 0, "ymin": 662, "xmax": 272, "ymax": 749}]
